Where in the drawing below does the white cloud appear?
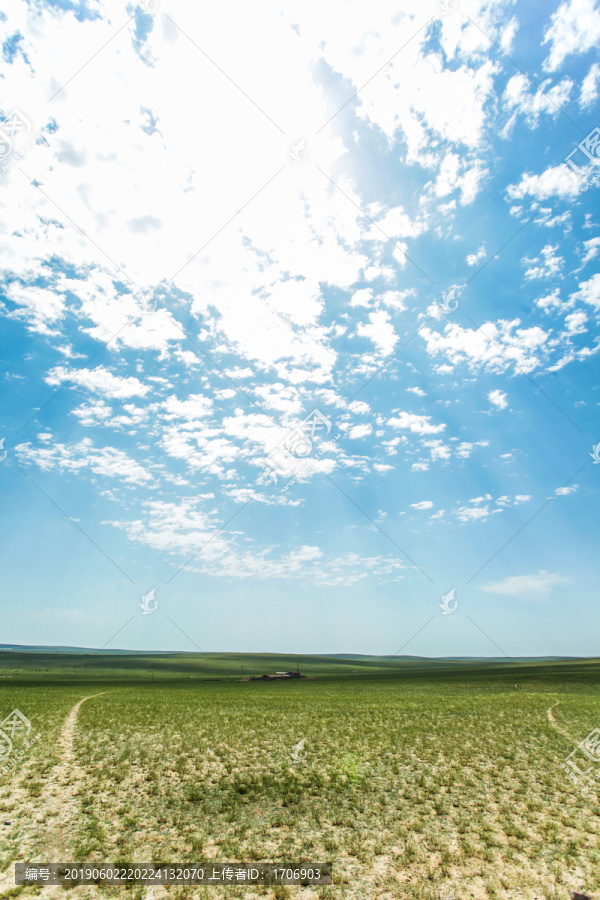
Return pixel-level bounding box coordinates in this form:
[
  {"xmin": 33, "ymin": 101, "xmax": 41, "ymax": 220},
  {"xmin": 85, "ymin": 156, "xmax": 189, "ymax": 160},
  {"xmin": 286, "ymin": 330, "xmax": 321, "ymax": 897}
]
[
  {"xmin": 356, "ymin": 310, "xmax": 398, "ymax": 356},
  {"xmin": 480, "ymin": 570, "xmax": 568, "ymax": 597},
  {"xmin": 564, "ymin": 310, "xmax": 587, "ymax": 334},
  {"xmin": 45, "ymin": 366, "xmax": 150, "ymax": 398},
  {"xmin": 581, "ymin": 236, "xmax": 600, "ymax": 266},
  {"xmin": 455, "ymin": 441, "xmax": 489, "ymax": 458},
  {"xmin": 535, "ymin": 288, "xmax": 562, "ymax": 311},
  {"xmin": 430, "ymin": 153, "xmax": 486, "ymax": 205},
  {"xmin": 388, "ymin": 411, "xmax": 446, "ymax": 435},
  {"xmin": 489, "ymin": 389, "xmax": 508, "ymax": 409},
  {"xmin": 571, "ymin": 273, "xmax": 600, "ymax": 309},
  {"xmin": 380, "ymin": 289, "xmax": 413, "ymax": 310},
  {"xmin": 346, "ymin": 24, "xmax": 498, "ymax": 159},
  {"xmin": 580, "ymin": 62, "xmax": 600, "ymax": 107},
  {"xmin": 350, "ymin": 288, "xmax": 373, "ymax": 308},
  {"xmin": 502, "ymin": 73, "xmax": 573, "ymax": 128},
  {"xmin": 225, "ymin": 367, "xmax": 255, "ymax": 379},
  {"xmin": 106, "ymin": 499, "xmax": 406, "ymax": 585},
  {"xmin": 452, "ymin": 492, "xmax": 530, "ymax": 524},
  {"xmin": 162, "ymin": 394, "xmax": 213, "ymax": 421},
  {"xmin": 522, "ymin": 244, "xmax": 563, "ymax": 280},
  {"xmin": 16, "ymin": 436, "xmax": 153, "ymax": 485},
  {"xmin": 372, "ymin": 205, "xmax": 426, "ymax": 239},
  {"xmin": 457, "ymin": 505, "xmax": 490, "ymax": 521},
  {"xmin": 72, "ymin": 400, "xmax": 113, "ymax": 427},
  {"xmin": 423, "ymin": 439, "xmax": 451, "ymax": 461},
  {"xmin": 534, "ymin": 207, "xmax": 572, "ymax": 230},
  {"xmin": 553, "ymin": 484, "xmax": 578, "ymax": 496},
  {"xmin": 543, "ymin": 0, "xmax": 600, "ymax": 71},
  {"xmin": 2, "ymin": 284, "xmax": 66, "ymax": 335},
  {"xmin": 466, "ymin": 244, "xmax": 486, "ymax": 266},
  {"xmin": 348, "ymin": 423, "xmax": 372, "ymax": 439},
  {"xmin": 411, "ymin": 500, "xmax": 433, "ymax": 510},
  {"xmin": 506, "ymin": 164, "xmax": 581, "ymax": 200},
  {"xmin": 0, "ymin": 0, "xmax": 596, "ymax": 608},
  {"xmin": 420, "ymin": 320, "xmax": 550, "ymax": 375}
]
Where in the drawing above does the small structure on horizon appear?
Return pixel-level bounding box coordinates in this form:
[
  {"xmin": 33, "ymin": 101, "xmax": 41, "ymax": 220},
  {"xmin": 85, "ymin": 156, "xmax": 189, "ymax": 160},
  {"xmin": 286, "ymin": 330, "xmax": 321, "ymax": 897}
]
[{"xmin": 248, "ymin": 668, "xmax": 306, "ymax": 681}]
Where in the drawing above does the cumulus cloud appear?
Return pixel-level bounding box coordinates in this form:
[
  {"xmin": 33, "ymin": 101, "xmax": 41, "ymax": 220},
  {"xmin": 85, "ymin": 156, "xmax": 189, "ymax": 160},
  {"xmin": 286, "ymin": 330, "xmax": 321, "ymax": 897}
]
[
  {"xmin": 388, "ymin": 412, "xmax": 446, "ymax": 435},
  {"xmin": 543, "ymin": 0, "xmax": 600, "ymax": 71},
  {"xmin": 489, "ymin": 389, "xmax": 508, "ymax": 409},
  {"xmin": 419, "ymin": 320, "xmax": 550, "ymax": 375},
  {"xmin": 522, "ymin": 244, "xmax": 563, "ymax": 280},
  {"xmin": 45, "ymin": 366, "xmax": 151, "ymax": 398},
  {"xmin": 348, "ymin": 423, "xmax": 372, "ymax": 439},
  {"xmin": 467, "ymin": 244, "xmax": 486, "ymax": 266},
  {"xmin": 571, "ymin": 273, "xmax": 600, "ymax": 309},
  {"xmin": 580, "ymin": 62, "xmax": 600, "ymax": 107},
  {"xmin": 506, "ymin": 164, "xmax": 581, "ymax": 200},
  {"xmin": 356, "ymin": 310, "xmax": 399, "ymax": 356}
]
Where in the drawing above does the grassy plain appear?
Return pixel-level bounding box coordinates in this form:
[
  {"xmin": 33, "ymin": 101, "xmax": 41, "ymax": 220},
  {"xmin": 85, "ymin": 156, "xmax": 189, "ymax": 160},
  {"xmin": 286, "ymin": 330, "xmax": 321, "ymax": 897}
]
[{"xmin": 0, "ymin": 653, "xmax": 599, "ymax": 899}]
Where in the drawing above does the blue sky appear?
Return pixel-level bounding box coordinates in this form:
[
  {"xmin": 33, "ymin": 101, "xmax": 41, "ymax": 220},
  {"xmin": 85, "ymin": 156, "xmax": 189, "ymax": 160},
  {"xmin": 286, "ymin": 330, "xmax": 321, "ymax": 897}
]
[{"xmin": 0, "ymin": 0, "xmax": 599, "ymax": 657}]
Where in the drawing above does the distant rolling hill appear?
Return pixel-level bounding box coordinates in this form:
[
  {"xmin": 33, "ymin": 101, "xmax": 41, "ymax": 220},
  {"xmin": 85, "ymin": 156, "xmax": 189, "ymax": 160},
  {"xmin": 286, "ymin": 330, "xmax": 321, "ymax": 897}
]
[{"xmin": 0, "ymin": 645, "xmax": 584, "ymax": 660}]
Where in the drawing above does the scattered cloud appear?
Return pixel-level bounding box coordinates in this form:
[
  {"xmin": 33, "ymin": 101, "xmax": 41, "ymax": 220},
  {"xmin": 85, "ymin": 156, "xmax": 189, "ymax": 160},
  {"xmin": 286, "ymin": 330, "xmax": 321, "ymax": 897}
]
[
  {"xmin": 480, "ymin": 570, "xmax": 568, "ymax": 598},
  {"xmin": 489, "ymin": 389, "xmax": 508, "ymax": 409}
]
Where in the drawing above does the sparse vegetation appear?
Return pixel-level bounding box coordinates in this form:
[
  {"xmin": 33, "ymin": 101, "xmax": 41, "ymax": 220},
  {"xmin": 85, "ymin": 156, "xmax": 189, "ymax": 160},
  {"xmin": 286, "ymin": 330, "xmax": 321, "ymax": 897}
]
[{"xmin": 0, "ymin": 654, "xmax": 598, "ymax": 898}]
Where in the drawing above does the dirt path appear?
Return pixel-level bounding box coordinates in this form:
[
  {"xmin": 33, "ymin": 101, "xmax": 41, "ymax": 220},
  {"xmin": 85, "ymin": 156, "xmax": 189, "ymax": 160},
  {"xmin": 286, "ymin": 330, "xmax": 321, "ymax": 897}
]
[
  {"xmin": 515, "ymin": 686, "xmax": 574, "ymax": 743},
  {"xmin": 547, "ymin": 700, "xmax": 574, "ymax": 741},
  {"xmin": 58, "ymin": 693, "xmax": 106, "ymax": 768},
  {"xmin": 0, "ymin": 692, "xmax": 107, "ymax": 897}
]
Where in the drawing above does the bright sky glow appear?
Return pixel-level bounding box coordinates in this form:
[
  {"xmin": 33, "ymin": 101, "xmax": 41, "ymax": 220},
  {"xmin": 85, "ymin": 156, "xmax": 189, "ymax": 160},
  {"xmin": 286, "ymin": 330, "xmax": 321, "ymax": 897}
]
[{"xmin": 1, "ymin": 0, "xmax": 599, "ymax": 657}]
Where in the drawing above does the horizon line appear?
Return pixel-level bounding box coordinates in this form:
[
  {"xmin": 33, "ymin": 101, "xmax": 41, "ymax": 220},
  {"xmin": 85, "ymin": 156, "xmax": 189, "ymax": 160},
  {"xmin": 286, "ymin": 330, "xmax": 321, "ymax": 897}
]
[{"xmin": 0, "ymin": 644, "xmax": 592, "ymax": 661}]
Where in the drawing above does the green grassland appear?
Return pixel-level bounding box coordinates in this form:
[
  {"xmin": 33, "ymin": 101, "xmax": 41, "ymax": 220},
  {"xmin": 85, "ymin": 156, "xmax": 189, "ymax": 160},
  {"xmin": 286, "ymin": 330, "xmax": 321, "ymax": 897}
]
[{"xmin": 0, "ymin": 653, "xmax": 599, "ymax": 899}]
